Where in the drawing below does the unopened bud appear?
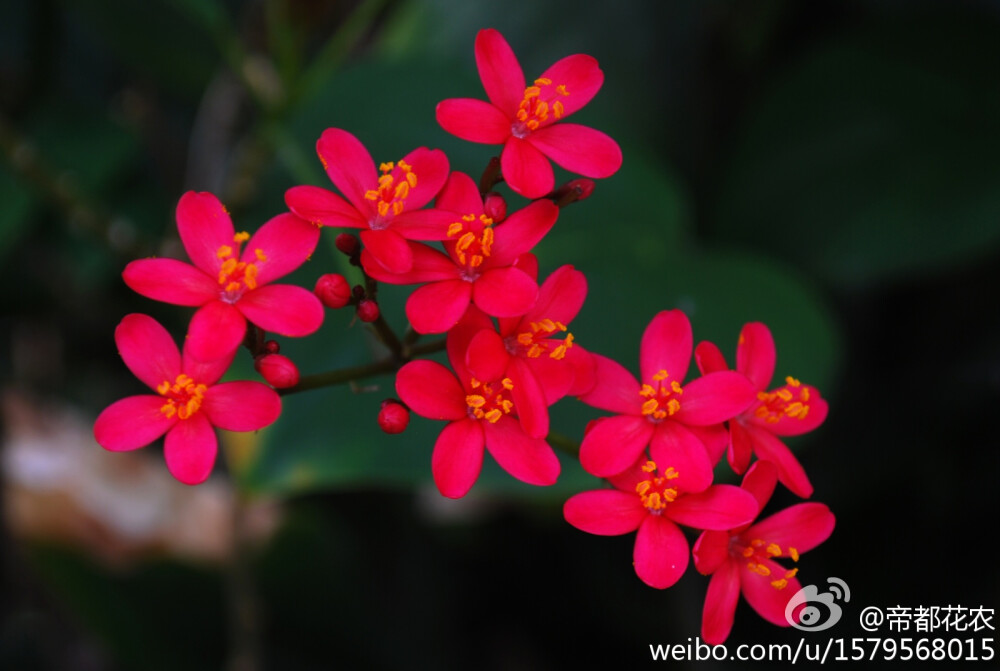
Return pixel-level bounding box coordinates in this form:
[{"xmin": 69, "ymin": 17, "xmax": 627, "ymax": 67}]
[
  {"xmin": 553, "ymin": 178, "xmax": 596, "ymax": 207},
  {"xmin": 263, "ymin": 340, "xmax": 280, "ymax": 354},
  {"xmin": 314, "ymin": 273, "xmax": 352, "ymax": 309},
  {"xmin": 255, "ymin": 353, "xmax": 300, "ymax": 389},
  {"xmin": 378, "ymin": 399, "xmax": 410, "ymax": 434},
  {"xmin": 334, "ymin": 233, "xmax": 359, "ymax": 256},
  {"xmin": 483, "ymin": 192, "xmax": 507, "ymax": 223},
  {"xmin": 357, "ymin": 298, "xmax": 380, "ymax": 323}
]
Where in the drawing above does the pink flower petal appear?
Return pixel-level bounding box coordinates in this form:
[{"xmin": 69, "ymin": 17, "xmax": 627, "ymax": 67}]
[
  {"xmin": 242, "ymin": 212, "xmax": 320, "ymax": 286},
  {"xmin": 508, "ymin": 357, "xmax": 549, "ymax": 439},
  {"xmin": 743, "ymin": 424, "xmax": 814, "ymax": 498},
  {"xmin": 528, "ymin": 124, "xmax": 622, "ymax": 178},
  {"xmin": 564, "ymin": 344, "xmax": 597, "ymax": 397},
  {"xmin": 465, "ymin": 328, "xmax": 509, "ymax": 384},
  {"xmin": 406, "ymin": 279, "xmax": 472, "ymax": 334},
  {"xmin": 176, "ymin": 191, "xmax": 235, "ymax": 276},
  {"xmin": 182, "ymin": 346, "xmax": 235, "ymax": 387},
  {"xmin": 432, "ymin": 417, "xmax": 485, "ymax": 498},
  {"xmin": 754, "ymin": 387, "xmax": 828, "ymax": 436},
  {"xmin": 578, "ymin": 352, "xmax": 641, "ymax": 414},
  {"xmin": 435, "ymin": 171, "xmax": 483, "ymax": 213},
  {"xmin": 501, "ymin": 136, "xmax": 554, "ymax": 199},
  {"xmin": 202, "ymin": 381, "xmax": 281, "ymax": 431},
  {"xmin": 675, "ymin": 371, "xmax": 756, "ymax": 426},
  {"xmin": 395, "ymin": 360, "xmax": 468, "ymax": 421},
  {"xmin": 649, "ymin": 421, "xmax": 714, "ymax": 493},
  {"xmin": 522, "ymin": 264, "xmax": 587, "ymax": 327},
  {"xmin": 237, "ymin": 284, "xmax": 324, "ymax": 337},
  {"xmin": 436, "ymin": 98, "xmax": 512, "ymax": 144},
  {"xmin": 316, "ymin": 128, "xmax": 377, "ymax": 215},
  {"xmin": 447, "ymin": 306, "xmax": 495, "ymax": 383},
  {"xmin": 163, "ymin": 413, "xmax": 217, "ymax": 485},
  {"xmin": 115, "ymin": 313, "xmax": 181, "ymax": 390},
  {"xmin": 472, "ymin": 267, "xmax": 538, "ymax": 318},
  {"xmin": 741, "ymin": 558, "xmax": 802, "ymax": 627},
  {"xmin": 123, "ymin": 258, "xmax": 217, "ymax": 306},
  {"xmin": 186, "ymin": 301, "xmax": 246, "ymax": 362},
  {"xmin": 737, "ymin": 322, "xmax": 776, "ymax": 390},
  {"xmin": 692, "ymin": 529, "xmax": 731, "ymax": 575},
  {"xmin": 640, "ymin": 310, "xmax": 693, "ymax": 386},
  {"xmin": 688, "ymin": 423, "xmax": 729, "ymax": 467},
  {"xmin": 563, "ymin": 489, "xmax": 646, "ymax": 535},
  {"xmin": 474, "ymin": 28, "xmax": 525, "ymax": 118},
  {"xmin": 94, "ymin": 395, "xmax": 175, "ymax": 451},
  {"xmin": 744, "ymin": 503, "xmax": 835, "ymax": 554},
  {"xmin": 538, "ymin": 53, "xmax": 604, "ymax": 119},
  {"xmin": 483, "ymin": 415, "xmax": 559, "ymax": 486},
  {"xmin": 362, "ymin": 243, "xmax": 458, "ymax": 284},
  {"xmin": 397, "ymin": 147, "xmax": 449, "ymax": 211},
  {"xmin": 488, "ymin": 199, "xmax": 559, "ymax": 267},
  {"xmin": 634, "ymin": 515, "xmax": 689, "ymax": 589},
  {"xmin": 360, "ymin": 228, "xmax": 414, "ymax": 274},
  {"xmin": 728, "ymin": 420, "xmax": 754, "ymax": 474},
  {"xmin": 695, "ymin": 340, "xmax": 729, "ymax": 375},
  {"xmin": 740, "ymin": 460, "xmax": 778, "ymax": 519},
  {"xmin": 579, "ymin": 413, "xmax": 653, "ymax": 477},
  {"xmin": 701, "ymin": 560, "xmax": 741, "ymax": 644},
  {"xmin": 283, "ymin": 185, "xmax": 366, "ymax": 229},
  {"xmin": 391, "ymin": 208, "xmax": 460, "ymax": 241},
  {"xmin": 525, "ymin": 351, "xmax": 579, "ymax": 403},
  {"xmin": 666, "ymin": 484, "xmax": 759, "ymax": 531}
]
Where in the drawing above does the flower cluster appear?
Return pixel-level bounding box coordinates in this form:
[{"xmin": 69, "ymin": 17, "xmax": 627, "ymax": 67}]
[{"xmin": 94, "ymin": 27, "xmax": 833, "ymax": 642}]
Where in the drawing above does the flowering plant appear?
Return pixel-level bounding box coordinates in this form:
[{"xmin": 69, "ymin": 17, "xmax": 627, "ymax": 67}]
[{"xmin": 93, "ymin": 27, "xmax": 835, "ymax": 644}]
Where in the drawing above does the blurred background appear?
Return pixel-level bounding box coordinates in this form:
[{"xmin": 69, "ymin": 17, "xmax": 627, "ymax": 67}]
[{"xmin": 2, "ymin": 0, "xmax": 999, "ymax": 668}]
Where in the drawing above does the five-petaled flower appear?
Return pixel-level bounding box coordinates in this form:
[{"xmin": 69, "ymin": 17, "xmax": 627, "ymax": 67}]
[
  {"xmin": 394, "ymin": 309, "xmax": 560, "ymax": 498},
  {"xmin": 363, "ymin": 171, "xmax": 557, "ymax": 333},
  {"xmin": 284, "ymin": 128, "xmax": 456, "ymax": 274},
  {"xmin": 123, "ymin": 191, "xmax": 324, "ymax": 362},
  {"xmin": 93, "ymin": 313, "xmax": 282, "ymax": 485},
  {"xmin": 436, "ymin": 28, "xmax": 622, "ymax": 198},
  {"xmin": 695, "ymin": 322, "xmax": 829, "ymax": 497},
  {"xmin": 693, "ymin": 460, "xmax": 835, "ymax": 643},
  {"xmin": 578, "ymin": 310, "xmax": 757, "ymax": 488},
  {"xmin": 564, "ymin": 455, "xmax": 759, "ymax": 589}
]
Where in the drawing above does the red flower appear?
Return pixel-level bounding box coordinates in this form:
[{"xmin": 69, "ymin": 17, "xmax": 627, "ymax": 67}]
[
  {"xmin": 123, "ymin": 192, "xmax": 324, "ymax": 362},
  {"xmin": 463, "ymin": 264, "xmax": 596, "ymax": 439},
  {"xmin": 93, "ymin": 314, "xmax": 281, "ymax": 485},
  {"xmin": 578, "ymin": 310, "xmax": 757, "ymax": 486},
  {"xmin": 363, "ymin": 172, "xmax": 557, "ymax": 334},
  {"xmin": 436, "ymin": 28, "xmax": 622, "ymax": 198},
  {"xmin": 564, "ymin": 456, "xmax": 758, "ymax": 589},
  {"xmin": 693, "ymin": 461, "xmax": 836, "ymax": 643},
  {"xmin": 695, "ymin": 322, "xmax": 829, "ymax": 497},
  {"xmin": 284, "ymin": 128, "xmax": 455, "ymax": 273},
  {"xmin": 394, "ymin": 309, "xmax": 560, "ymax": 498}
]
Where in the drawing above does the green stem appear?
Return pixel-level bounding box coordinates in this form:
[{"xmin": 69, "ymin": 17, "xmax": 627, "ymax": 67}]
[{"xmin": 546, "ymin": 430, "xmax": 580, "ymax": 457}]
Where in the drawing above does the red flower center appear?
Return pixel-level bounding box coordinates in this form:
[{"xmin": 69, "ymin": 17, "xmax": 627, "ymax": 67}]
[
  {"xmin": 157, "ymin": 373, "xmax": 208, "ymax": 420},
  {"xmin": 639, "ymin": 369, "xmax": 683, "ymax": 422},
  {"xmin": 511, "ymin": 77, "xmax": 570, "ymax": 138},
  {"xmin": 216, "ymin": 232, "xmax": 267, "ymax": 303},
  {"xmin": 447, "ymin": 213, "xmax": 494, "ymax": 280},
  {"xmin": 731, "ymin": 536, "xmax": 800, "ymax": 590},
  {"xmin": 635, "ymin": 460, "xmax": 680, "ymax": 514},
  {"xmin": 365, "ymin": 160, "xmax": 417, "ymax": 228},
  {"xmin": 753, "ymin": 376, "xmax": 813, "ymax": 424},
  {"xmin": 465, "ymin": 376, "xmax": 514, "ymax": 423},
  {"xmin": 507, "ymin": 318, "xmax": 574, "ymax": 359}
]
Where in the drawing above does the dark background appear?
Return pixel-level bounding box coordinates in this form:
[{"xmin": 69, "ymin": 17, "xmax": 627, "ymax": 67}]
[{"xmin": 2, "ymin": 0, "xmax": 998, "ymax": 668}]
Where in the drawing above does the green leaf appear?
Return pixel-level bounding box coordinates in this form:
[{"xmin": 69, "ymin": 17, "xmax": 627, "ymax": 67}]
[{"xmin": 714, "ymin": 15, "xmax": 1000, "ymax": 287}]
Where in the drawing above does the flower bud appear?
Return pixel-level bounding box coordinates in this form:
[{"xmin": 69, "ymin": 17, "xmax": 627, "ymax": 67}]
[
  {"xmin": 314, "ymin": 273, "xmax": 351, "ymax": 309},
  {"xmin": 378, "ymin": 399, "xmax": 409, "ymax": 434},
  {"xmin": 334, "ymin": 233, "xmax": 359, "ymax": 257},
  {"xmin": 553, "ymin": 178, "xmax": 596, "ymax": 207},
  {"xmin": 357, "ymin": 299, "xmax": 380, "ymax": 323},
  {"xmin": 483, "ymin": 191, "xmax": 507, "ymax": 223},
  {"xmin": 263, "ymin": 340, "xmax": 280, "ymax": 354},
  {"xmin": 255, "ymin": 353, "xmax": 300, "ymax": 389}
]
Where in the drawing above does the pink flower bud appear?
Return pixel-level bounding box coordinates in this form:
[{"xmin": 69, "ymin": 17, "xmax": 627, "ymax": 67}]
[
  {"xmin": 255, "ymin": 353, "xmax": 300, "ymax": 389},
  {"xmin": 378, "ymin": 400, "xmax": 409, "ymax": 434},
  {"xmin": 335, "ymin": 233, "xmax": 359, "ymax": 256},
  {"xmin": 483, "ymin": 192, "xmax": 507, "ymax": 223},
  {"xmin": 357, "ymin": 299, "xmax": 380, "ymax": 323},
  {"xmin": 314, "ymin": 273, "xmax": 351, "ymax": 309},
  {"xmin": 263, "ymin": 340, "xmax": 280, "ymax": 354}
]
